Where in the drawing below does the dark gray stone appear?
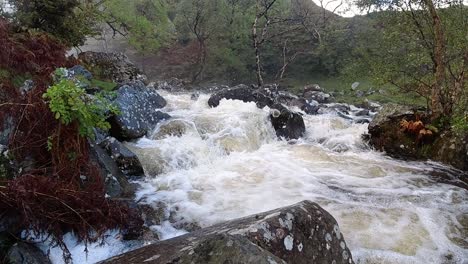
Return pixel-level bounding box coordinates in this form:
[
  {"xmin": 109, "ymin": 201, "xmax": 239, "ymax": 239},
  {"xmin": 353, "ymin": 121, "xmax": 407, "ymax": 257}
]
[
  {"xmin": 303, "ymin": 91, "xmax": 334, "ymax": 104},
  {"xmin": 208, "ymin": 84, "xmax": 274, "ymax": 108},
  {"xmin": 208, "ymin": 85, "xmax": 307, "ymax": 139},
  {"xmin": 368, "ymin": 103, "xmax": 414, "ymax": 133},
  {"xmin": 19, "ymin": 80, "xmax": 34, "ymax": 96},
  {"xmin": 100, "ymin": 137, "xmax": 144, "ymax": 176},
  {"xmin": 270, "ymin": 104, "xmax": 306, "ymax": 140},
  {"xmin": 68, "ymin": 65, "xmax": 93, "ymax": 81},
  {"xmin": 100, "ymin": 200, "xmax": 354, "ymax": 264},
  {"xmin": 88, "ymin": 141, "xmax": 135, "ymax": 198},
  {"xmin": 6, "ymin": 242, "xmax": 50, "ymax": 264},
  {"xmin": 110, "ymin": 81, "xmax": 170, "ymax": 140}
]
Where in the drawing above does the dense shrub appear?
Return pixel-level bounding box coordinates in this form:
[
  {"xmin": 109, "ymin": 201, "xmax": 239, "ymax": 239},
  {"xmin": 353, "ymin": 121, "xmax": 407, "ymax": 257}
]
[{"xmin": 0, "ymin": 18, "xmax": 140, "ymax": 263}]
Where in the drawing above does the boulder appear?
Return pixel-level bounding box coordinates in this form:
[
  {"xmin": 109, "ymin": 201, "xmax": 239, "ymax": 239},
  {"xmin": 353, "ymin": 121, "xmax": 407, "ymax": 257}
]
[
  {"xmin": 155, "ymin": 77, "xmax": 187, "ymax": 92},
  {"xmin": 78, "ymin": 52, "xmax": 147, "ymax": 84},
  {"xmin": 303, "ymin": 91, "xmax": 334, "ymax": 104},
  {"xmin": 208, "ymin": 85, "xmax": 307, "ymax": 139},
  {"xmin": 368, "ymin": 103, "xmax": 414, "ymax": 133},
  {"xmin": 100, "ymin": 200, "xmax": 354, "ymax": 264},
  {"xmin": 208, "ymin": 84, "xmax": 274, "ymax": 108},
  {"xmin": 367, "ymin": 104, "xmax": 468, "ymax": 171},
  {"xmin": 270, "ymin": 104, "xmax": 306, "ymax": 140},
  {"xmin": 68, "ymin": 65, "xmax": 93, "ymax": 81},
  {"xmin": 276, "ymin": 92, "xmax": 319, "ymax": 115},
  {"xmin": 6, "ymin": 242, "xmax": 51, "ymax": 264},
  {"xmin": 88, "ymin": 141, "xmax": 135, "ymax": 198},
  {"xmin": 109, "ymin": 81, "xmax": 170, "ymax": 140},
  {"xmin": 303, "ymin": 84, "xmax": 323, "ymax": 93},
  {"xmin": 152, "ymin": 119, "xmax": 194, "ymax": 139},
  {"xmin": 100, "ymin": 137, "xmax": 144, "ymax": 176}
]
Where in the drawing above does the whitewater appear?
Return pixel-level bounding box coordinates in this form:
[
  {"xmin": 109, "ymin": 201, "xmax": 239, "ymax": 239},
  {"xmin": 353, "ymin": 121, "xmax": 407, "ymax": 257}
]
[{"xmin": 41, "ymin": 92, "xmax": 467, "ymax": 264}]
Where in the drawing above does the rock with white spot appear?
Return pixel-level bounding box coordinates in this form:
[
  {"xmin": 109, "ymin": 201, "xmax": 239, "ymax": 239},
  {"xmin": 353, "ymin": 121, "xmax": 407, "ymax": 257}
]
[
  {"xmin": 100, "ymin": 200, "xmax": 354, "ymax": 264},
  {"xmin": 109, "ymin": 81, "xmax": 170, "ymax": 140}
]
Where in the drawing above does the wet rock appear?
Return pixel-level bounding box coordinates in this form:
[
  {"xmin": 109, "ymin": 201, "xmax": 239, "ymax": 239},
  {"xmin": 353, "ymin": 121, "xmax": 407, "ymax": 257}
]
[
  {"xmin": 367, "ymin": 104, "xmax": 468, "ymax": 171},
  {"xmin": 327, "ymin": 103, "xmax": 351, "ymax": 115},
  {"xmin": 0, "ymin": 116, "xmax": 14, "ymax": 146},
  {"xmin": 208, "ymin": 85, "xmax": 307, "ymax": 139},
  {"xmin": 354, "ymin": 109, "xmax": 370, "ymax": 117},
  {"xmin": 303, "ymin": 90, "xmax": 334, "ymax": 104},
  {"xmin": 100, "ymin": 200, "xmax": 354, "ymax": 264},
  {"xmin": 277, "ymin": 92, "xmax": 319, "ymax": 115},
  {"xmin": 191, "ymin": 92, "xmax": 200, "ymax": 101},
  {"xmin": 0, "ymin": 146, "xmax": 15, "ymax": 180},
  {"xmin": 270, "ymin": 104, "xmax": 306, "ymax": 140},
  {"xmin": 6, "ymin": 242, "xmax": 51, "ymax": 264},
  {"xmin": 78, "ymin": 52, "xmax": 147, "ymax": 84},
  {"xmin": 355, "ymin": 90, "xmax": 364, "ymax": 97},
  {"xmin": 303, "ymin": 84, "xmax": 323, "ymax": 93},
  {"xmin": 109, "ymin": 81, "xmax": 170, "ymax": 140},
  {"xmin": 88, "ymin": 142, "xmax": 135, "ymax": 198},
  {"xmin": 20, "ymin": 80, "xmax": 34, "ymax": 96},
  {"xmin": 155, "ymin": 77, "xmax": 187, "ymax": 92},
  {"xmin": 68, "ymin": 65, "xmax": 93, "ymax": 81},
  {"xmin": 208, "ymin": 84, "xmax": 273, "ymax": 108},
  {"xmin": 100, "ymin": 137, "xmax": 144, "ymax": 176},
  {"xmin": 152, "ymin": 119, "xmax": 194, "ymax": 139},
  {"xmin": 356, "ymin": 100, "xmax": 381, "ymax": 112},
  {"xmin": 368, "ymin": 103, "xmax": 414, "ymax": 133}
]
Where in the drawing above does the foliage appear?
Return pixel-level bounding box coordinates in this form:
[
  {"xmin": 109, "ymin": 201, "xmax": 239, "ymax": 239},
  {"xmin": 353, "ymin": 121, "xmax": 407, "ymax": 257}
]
[
  {"xmin": 8, "ymin": 0, "xmax": 98, "ymax": 46},
  {"xmin": 43, "ymin": 68, "xmax": 119, "ymax": 139},
  {"xmin": 349, "ymin": 1, "xmax": 467, "ymax": 123},
  {"xmin": 102, "ymin": 0, "xmax": 173, "ymax": 53},
  {"xmin": 0, "ymin": 19, "xmax": 139, "ymax": 263}
]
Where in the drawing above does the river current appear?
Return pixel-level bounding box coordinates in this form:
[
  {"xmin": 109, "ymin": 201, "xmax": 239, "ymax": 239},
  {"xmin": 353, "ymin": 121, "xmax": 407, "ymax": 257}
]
[{"xmin": 42, "ymin": 92, "xmax": 468, "ymax": 264}]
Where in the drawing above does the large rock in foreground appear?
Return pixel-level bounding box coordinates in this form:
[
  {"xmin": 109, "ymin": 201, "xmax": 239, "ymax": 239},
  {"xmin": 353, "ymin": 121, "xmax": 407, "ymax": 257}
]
[
  {"xmin": 110, "ymin": 81, "xmax": 170, "ymax": 140},
  {"xmin": 101, "ymin": 200, "xmax": 354, "ymax": 264}
]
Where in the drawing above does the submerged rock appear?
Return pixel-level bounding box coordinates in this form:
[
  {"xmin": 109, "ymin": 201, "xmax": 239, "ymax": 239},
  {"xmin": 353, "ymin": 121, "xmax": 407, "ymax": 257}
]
[
  {"xmin": 208, "ymin": 85, "xmax": 306, "ymax": 139},
  {"xmin": 101, "ymin": 200, "xmax": 354, "ymax": 264},
  {"xmin": 6, "ymin": 242, "xmax": 51, "ymax": 264},
  {"xmin": 110, "ymin": 81, "xmax": 170, "ymax": 140}
]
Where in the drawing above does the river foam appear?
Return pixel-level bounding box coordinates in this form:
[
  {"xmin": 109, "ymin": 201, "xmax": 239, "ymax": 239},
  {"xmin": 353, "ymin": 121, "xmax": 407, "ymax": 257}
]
[
  {"xmin": 41, "ymin": 92, "xmax": 467, "ymax": 263},
  {"xmin": 129, "ymin": 92, "xmax": 467, "ymax": 264}
]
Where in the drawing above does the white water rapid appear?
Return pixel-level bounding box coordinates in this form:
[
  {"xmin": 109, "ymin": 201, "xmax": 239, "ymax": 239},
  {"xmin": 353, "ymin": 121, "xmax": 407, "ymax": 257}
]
[{"xmin": 43, "ymin": 92, "xmax": 468, "ymax": 264}]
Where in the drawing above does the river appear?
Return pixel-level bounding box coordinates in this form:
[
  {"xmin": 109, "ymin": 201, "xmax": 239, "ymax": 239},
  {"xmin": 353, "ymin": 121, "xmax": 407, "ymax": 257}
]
[{"xmin": 42, "ymin": 92, "xmax": 468, "ymax": 264}]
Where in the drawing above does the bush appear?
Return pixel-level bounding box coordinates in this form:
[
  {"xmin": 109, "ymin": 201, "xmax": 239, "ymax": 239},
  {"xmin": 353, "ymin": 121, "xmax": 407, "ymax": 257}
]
[{"xmin": 43, "ymin": 68, "xmax": 119, "ymax": 139}]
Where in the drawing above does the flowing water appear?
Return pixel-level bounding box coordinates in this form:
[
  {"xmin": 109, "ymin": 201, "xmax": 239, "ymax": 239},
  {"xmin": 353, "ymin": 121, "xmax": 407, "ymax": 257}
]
[{"xmin": 42, "ymin": 92, "xmax": 468, "ymax": 263}]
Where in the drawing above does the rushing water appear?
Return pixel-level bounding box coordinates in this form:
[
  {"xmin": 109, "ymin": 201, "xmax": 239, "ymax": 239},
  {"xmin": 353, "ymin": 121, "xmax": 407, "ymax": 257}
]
[{"xmin": 42, "ymin": 92, "xmax": 468, "ymax": 264}]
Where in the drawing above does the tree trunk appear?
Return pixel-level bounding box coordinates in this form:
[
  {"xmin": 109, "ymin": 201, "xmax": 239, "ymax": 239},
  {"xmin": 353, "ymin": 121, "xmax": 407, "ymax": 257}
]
[
  {"xmin": 424, "ymin": 0, "xmax": 447, "ymax": 119},
  {"xmin": 252, "ymin": 15, "xmax": 264, "ymax": 87}
]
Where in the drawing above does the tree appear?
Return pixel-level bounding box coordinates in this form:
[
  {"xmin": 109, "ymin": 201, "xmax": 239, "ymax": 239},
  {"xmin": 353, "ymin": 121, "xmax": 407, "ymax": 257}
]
[
  {"xmin": 9, "ymin": 0, "xmax": 97, "ymax": 46},
  {"xmin": 101, "ymin": 0, "xmax": 173, "ymax": 54},
  {"xmin": 355, "ymin": 0, "xmax": 467, "ymax": 124}
]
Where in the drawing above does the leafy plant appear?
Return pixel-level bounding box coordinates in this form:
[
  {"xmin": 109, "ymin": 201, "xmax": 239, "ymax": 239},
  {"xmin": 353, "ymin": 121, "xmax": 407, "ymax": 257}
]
[{"xmin": 43, "ymin": 68, "xmax": 119, "ymax": 139}]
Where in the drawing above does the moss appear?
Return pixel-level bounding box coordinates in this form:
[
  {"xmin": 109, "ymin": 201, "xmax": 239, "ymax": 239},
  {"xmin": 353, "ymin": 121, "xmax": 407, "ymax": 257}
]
[{"xmin": 91, "ymin": 79, "xmax": 117, "ymax": 91}]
